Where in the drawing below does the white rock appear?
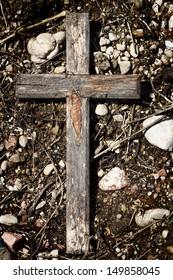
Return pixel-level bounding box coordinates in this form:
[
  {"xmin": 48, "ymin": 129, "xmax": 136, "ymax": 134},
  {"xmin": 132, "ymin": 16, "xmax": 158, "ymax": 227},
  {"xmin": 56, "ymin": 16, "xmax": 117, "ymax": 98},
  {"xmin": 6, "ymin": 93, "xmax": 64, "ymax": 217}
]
[
  {"xmin": 116, "ymin": 43, "xmax": 126, "ymax": 51},
  {"xmin": 99, "ymin": 37, "xmax": 110, "ymax": 46},
  {"xmin": 50, "ymin": 249, "xmax": 59, "ymax": 257},
  {"xmin": 99, "ymin": 167, "xmax": 128, "ymax": 191},
  {"xmin": 0, "ymin": 214, "xmax": 18, "ymax": 225},
  {"xmin": 165, "ymin": 40, "xmax": 173, "ymax": 50},
  {"xmin": 161, "ymin": 54, "xmax": 170, "ymax": 65},
  {"xmin": 27, "ymin": 32, "xmax": 65, "ymax": 63},
  {"xmin": 14, "ymin": 178, "xmax": 22, "ymax": 191},
  {"xmin": 97, "ymin": 169, "xmax": 104, "ymax": 177},
  {"xmin": 43, "ymin": 163, "xmax": 55, "ymax": 175},
  {"xmin": 54, "ymin": 66, "xmax": 65, "ymax": 74},
  {"xmin": 162, "ymin": 229, "xmax": 169, "ymax": 239},
  {"xmin": 9, "ymin": 153, "xmax": 20, "ymax": 163},
  {"xmin": 47, "ymin": 44, "xmax": 60, "ymax": 60},
  {"xmin": 118, "ymin": 60, "xmax": 131, "ymax": 74},
  {"xmin": 169, "ymin": 15, "xmax": 173, "ymax": 30},
  {"xmin": 53, "ymin": 31, "xmax": 65, "ymax": 43},
  {"xmin": 113, "ymin": 114, "xmax": 124, "ymax": 122},
  {"xmin": 36, "ymin": 200, "xmax": 46, "ymax": 210},
  {"xmin": 59, "ymin": 160, "xmax": 65, "ymax": 168},
  {"xmin": 1, "ymin": 160, "xmax": 8, "ymax": 171},
  {"xmin": 27, "ymin": 33, "xmax": 56, "ymax": 59},
  {"xmin": 113, "ymin": 49, "xmax": 121, "ymax": 59},
  {"xmin": 129, "ymin": 43, "xmax": 138, "ymax": 58},
  {"xmin": 143, "ymin": 116, "xmax": 173, "ymax": 151},
  {"xmin": 19, "ymin": 135, "xmax": 28, "ymax": 148},
  {"xmin": 95, "ymin": 104, "xmax": 108, "ymax": 116},
  {"xmin": 108, "ymin": 32, "xmax": 117, "ymax": 41},
  {"xmin": 164, "ymin": 49, "xmax": 172, "ymax": 58},
  {"xmin": 135, "ymin": 208, "xmax": 170, "ymax": 228},
  {"xmin": 106, "ymin": 46, "xmax": 113, "ymax": 56}
]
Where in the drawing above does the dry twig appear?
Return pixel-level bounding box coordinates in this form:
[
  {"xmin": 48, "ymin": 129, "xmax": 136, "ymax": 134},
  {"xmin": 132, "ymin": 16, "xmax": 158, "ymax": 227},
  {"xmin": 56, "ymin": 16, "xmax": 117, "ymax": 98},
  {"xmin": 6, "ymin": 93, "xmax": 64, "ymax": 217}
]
[{"xmin": 0, "ymin": 10, "xmax": 66, "ymax": 45}]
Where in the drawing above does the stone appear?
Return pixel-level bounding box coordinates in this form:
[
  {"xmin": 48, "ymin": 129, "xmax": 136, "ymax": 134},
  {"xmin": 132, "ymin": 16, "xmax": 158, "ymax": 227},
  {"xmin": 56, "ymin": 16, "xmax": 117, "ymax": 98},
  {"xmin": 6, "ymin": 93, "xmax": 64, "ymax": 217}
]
[
  {"xmin": 108, "ymin": 32, "xmax": 117, "ymax": 41},
  {"xmin": 54, "ymin": 66, "xmax": 66, "ymax": 74},
  {"xmin": 53, "ymin": 31, "xmax": 65, "ymax": 43},
  {"xmin": 169, "ymin": 15, "xmax": 173, "ymax": 30},
  {"xmin": 27, "ymin": 33, "xmax": 56, "ymax": 58},
  {"xmin": 0, "ymin": 214, "xmax": 18, "ymax": 225},
  {"xmin": 161, "ymin": 54, "xmax": 170, "ymax": 65},
  {"xmin": 135, "ymin": 208, "xmax": 170, "ymax": 228},
  {"xmin": 27, "ymin": 31, "xmax": 65, "ymax": 63},
  {"xmin": 35, "ymin": 200, "xmax": 46, "ymax": 210},
  {"xmin": 162, "ymin": 229, "xmax": 169, "ymax": 239},
  {"xmin": 116, "ymin": 43, "xmax": 126, "ymax": 51},
  {"xmin": 4, "ymin": 135, "xmax": 17, "ymax": 150},
  {"xmin": 1, "ymin": 160, "xmax": 8, "ymax": 171},
  {"xmin": 19, "ymin": 135, "xmax": 28, "ymax": 148},
  {"xmin": 106, "ymin": 46, "xmax": 113, "ymax": 56},
  {"xmin": 8, "ymin": 153, "xmax": 20, "ymax": 163},
  {"xmin": 164, "ymin": 49, "xmax": 172, "ymax": 58},
  {"xmin": 99, "ymin": 167, "xmax": 128, "ymax": 191},
  {"xmin": 118, "ymin": 60, "xmax": 131, "ymax": 74},
  {"xmin": 113, "ymin": 114, "xmax": 123, "ymax": 122},
  {"xmin": 113, "ymin": 49, "xmax": 121, "ymax": 59},
  {"xmin": 43, "ymin": 163, "xmax": 55, "ymax": 175},
  {"xmin": 99, "ymin": 37, "xmax": 110, "ymax": 46},
  {"xmin": 50, "ymin": 249, "xmax": 59, "ymax": 257},
  {"xmin": 14, "ymin": 178, "xmax": 22, "ymax": 191},
  {"xmin": 95, "ymin": 104, "xmax": 108, "ymax": 116},
  {"xmin": 143, "ymin": 116, "xmax": 173, "ymax": 151},
  {"xmin": 2, "ymin": 232, "xmax": 24, "ymax": 252},
  {"xmin": 165, "ymin": 40, "xmax": 173, "ymax": 50}
]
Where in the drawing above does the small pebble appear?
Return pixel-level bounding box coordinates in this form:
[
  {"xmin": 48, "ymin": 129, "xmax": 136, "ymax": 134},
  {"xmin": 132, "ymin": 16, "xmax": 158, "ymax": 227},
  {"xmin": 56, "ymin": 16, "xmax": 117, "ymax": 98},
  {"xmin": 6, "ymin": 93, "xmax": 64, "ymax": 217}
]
[
  {"xmin": 116, "ymin": 43, "xmax": 126, "ymax": 51},
  {"xmin": 36, "ymin": 200, "xmax": 46, "ymax": 210},
  {"xmin": 0, "ymin": 214, "xmax": 18, "ymax": 225},
  {"xmin": 116, "ymin": 214, "xmax": 122, "ymax": 220},
  {"xmin": 1, "ymin": 160, "xmax": 8, "ymax": 171},
  {"xmin": 19, "ymin": 135, "xmax": 28, "ymax": 148},
  {"xmin": 54, "ymin": 66, "xmax": 65, "ymax": 74},
  {"xmin": 50, "ymin": 249, "xmax": 59, "ymax": 257},
  {"xmin": 108, "ymin": 32, "xmax": 117, "ymax": 41},
  {"xmin": 14, "ymin": 178, "xmax": 22, "ymax": 191},
  {"xmin": 118, "ymin": 60, "xmax": 131, "ymax": 74},
  {"xmin": 162, "ymin": 229, "xmax": 169, "ymax": 239},
  {"xmin": 95, "ymin": 104, "xmax": 108, "ymax": 116},
  {"xmin": 43, "ymin": 163, "xmax": 55, "ymax": 176}
]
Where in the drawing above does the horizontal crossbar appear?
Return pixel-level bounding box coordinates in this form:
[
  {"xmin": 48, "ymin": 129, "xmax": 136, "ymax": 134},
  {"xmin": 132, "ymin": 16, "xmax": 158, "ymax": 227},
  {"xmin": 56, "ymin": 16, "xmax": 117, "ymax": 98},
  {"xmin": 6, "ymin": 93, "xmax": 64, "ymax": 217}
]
[{"xmin": 16, "ymin": 74, "xmax": 140, "ymax": 99}]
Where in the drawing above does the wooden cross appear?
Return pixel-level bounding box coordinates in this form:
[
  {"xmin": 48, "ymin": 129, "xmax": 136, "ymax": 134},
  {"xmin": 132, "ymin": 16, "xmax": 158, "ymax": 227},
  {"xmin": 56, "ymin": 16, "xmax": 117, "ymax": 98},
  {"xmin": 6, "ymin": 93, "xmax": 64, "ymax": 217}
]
[{"xmin": 16, "ymin": 13, "xmax": 140, "ymax": 254}]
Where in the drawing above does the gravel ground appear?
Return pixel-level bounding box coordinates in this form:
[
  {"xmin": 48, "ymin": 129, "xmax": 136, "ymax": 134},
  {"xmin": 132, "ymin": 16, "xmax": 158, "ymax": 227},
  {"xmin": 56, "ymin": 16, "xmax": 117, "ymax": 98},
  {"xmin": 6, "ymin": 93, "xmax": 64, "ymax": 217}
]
[{"xmin": 0, "ymin": 0, "xmax": 173, "ymax": 260}]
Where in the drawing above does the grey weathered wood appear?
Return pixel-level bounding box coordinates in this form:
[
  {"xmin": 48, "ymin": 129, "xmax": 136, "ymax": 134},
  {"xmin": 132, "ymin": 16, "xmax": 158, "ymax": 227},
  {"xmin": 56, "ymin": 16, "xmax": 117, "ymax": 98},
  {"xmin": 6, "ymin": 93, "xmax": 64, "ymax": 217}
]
[
  {"xmin": 16, "ymin": 74, "xmax": 140, "ymax": 99},
  {"xmin": 16, "ymin": 12, "xmax": 141, "ymax": 255},
  {"xmin": 66, "ymin": 13, "xmax": 90, "ymax": 254}
]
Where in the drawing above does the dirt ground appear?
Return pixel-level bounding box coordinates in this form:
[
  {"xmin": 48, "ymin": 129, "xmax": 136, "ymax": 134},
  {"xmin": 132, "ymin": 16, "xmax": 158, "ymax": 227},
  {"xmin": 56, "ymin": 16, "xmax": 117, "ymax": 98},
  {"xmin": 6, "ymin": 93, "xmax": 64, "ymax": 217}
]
[{"xmin": 0, "ymin": 0, "xmax": 173, "ymax": 260}]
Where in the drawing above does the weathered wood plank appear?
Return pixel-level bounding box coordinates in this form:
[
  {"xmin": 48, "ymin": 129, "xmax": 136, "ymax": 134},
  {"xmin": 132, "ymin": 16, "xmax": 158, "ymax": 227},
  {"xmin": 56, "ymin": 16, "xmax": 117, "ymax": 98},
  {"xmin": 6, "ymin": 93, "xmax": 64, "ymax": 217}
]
[
  {"xmin": 16, "ymin": 74, "xmax": 140, "ymax": 99},
  {"xmin": 66, "ymin": 13, "xmax": 89, "ymax": 74},
  {"xmin": 66, "ymin": 95, "xmax": 90, "ymax": 253},
  {"xmin": 66, "ymin": 13, "xmax": 90, "ymax": 254}
]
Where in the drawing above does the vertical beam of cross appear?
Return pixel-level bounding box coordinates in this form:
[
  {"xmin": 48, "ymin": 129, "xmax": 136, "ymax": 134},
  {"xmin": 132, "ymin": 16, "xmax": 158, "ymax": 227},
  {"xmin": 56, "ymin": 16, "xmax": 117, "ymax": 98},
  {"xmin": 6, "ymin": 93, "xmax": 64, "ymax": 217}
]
[{"xmin": 66, "ymin": 13, "xmax": 90, "ymax": 254}]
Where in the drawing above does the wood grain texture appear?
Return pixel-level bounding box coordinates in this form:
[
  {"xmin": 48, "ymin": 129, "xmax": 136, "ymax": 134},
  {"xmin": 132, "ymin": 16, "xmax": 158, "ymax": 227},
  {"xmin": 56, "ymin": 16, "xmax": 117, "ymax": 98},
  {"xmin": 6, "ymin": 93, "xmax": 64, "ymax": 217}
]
[
  {"xmin": 66, "ymin": 12, "xmax": 89, "ymax": 74},
  {"xmin": 66, "ymin": 13, "xmax": 90, "ymax": 254},
  {"xmin": 16, "ymin": 74, "xmax": 140, "ymax": 99}
]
